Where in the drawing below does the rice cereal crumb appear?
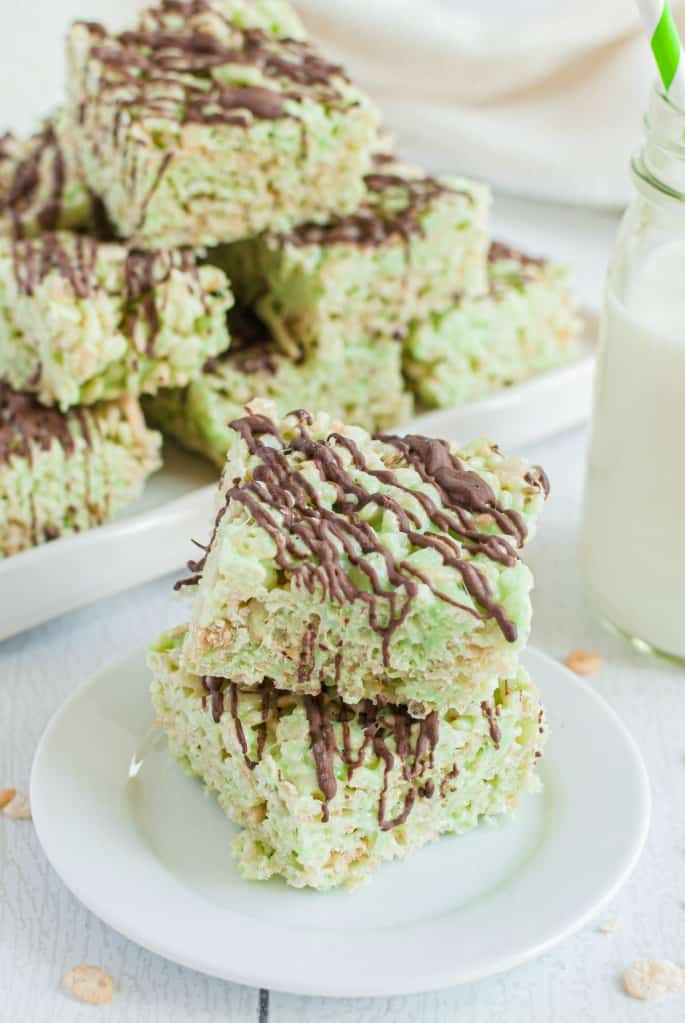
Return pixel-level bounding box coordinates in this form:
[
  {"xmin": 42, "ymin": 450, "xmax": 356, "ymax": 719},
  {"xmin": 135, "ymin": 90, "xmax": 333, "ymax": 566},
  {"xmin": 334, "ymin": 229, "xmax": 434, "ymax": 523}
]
[
  {"xmin": 63, "ymin": 965, "xmax": 114, "ymax": 1006},
  {"xmin": 623, "ymin": 959, "xmax": 684, "ymax": 1000},
  {"xmin": 2, "ymin": 791, "xmax": 31, "ymax": 819},
  {"xmin": 0, "ymin": 787, "xmax": 17, "ymax": 810},
  {"xmin": 564, "ymin": 650, "xmax": 603, "ymax": 676},
  {"xmin": 598, "ymin": 916, "xmax": 618, "ymax": 934}
]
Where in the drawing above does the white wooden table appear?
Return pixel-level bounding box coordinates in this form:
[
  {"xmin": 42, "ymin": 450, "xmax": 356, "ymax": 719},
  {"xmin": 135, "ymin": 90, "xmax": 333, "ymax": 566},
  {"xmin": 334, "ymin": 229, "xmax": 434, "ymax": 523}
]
[{"xmin": 3, "ymin": 201, "xmax": 685, "ymax": 1021}]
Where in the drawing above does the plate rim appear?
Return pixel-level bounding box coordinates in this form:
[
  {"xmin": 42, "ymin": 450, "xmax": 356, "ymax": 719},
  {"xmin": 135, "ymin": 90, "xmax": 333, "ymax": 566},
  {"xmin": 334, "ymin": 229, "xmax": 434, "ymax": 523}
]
[{"xmin": 30, "ymin": 643, "xmax": 650, "ymax": 998}]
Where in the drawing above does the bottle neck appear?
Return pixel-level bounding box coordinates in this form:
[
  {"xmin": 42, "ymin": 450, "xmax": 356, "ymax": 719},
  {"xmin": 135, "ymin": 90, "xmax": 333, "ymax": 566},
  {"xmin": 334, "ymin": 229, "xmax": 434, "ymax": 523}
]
[{"xmin": 634, "ymin": 85, "xmax": 685, "ymax": 200}]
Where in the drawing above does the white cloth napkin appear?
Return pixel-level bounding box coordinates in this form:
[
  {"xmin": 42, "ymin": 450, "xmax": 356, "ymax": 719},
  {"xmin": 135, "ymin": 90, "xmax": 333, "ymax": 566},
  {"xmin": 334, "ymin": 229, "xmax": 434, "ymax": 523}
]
[
  {"xmin": 297, "ymin": 0, "xmax": 685, "ymax": 208},
  {"xmin": 1, "ymin": 0, "xmax": 680, "ymax": 208},
  {"xmin": 0, "ymin": 0, "xmax": 143, "ymax": 137}
]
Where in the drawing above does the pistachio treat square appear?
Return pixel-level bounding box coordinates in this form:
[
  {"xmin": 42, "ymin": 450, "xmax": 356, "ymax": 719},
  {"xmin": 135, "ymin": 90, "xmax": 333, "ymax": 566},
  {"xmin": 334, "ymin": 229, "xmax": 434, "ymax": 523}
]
[
  {"xmin": 404, "ymin": 242, "xmax": 581, "ymax": 409},
  {"xmin": 65, "ymin": 11, "xmax": 379, "ymax": 248},
  {"xmin": 0, "ymin": 385, "xmax": 161, "ymax": 557},
  {"xmin": 219, "ymin": 159, "xmax": 491, "ymax": 359},
  {"xmin": 179, "ymin": 401, "xmax": 548, "ymax": 712},
  {"xmin": 150, "ymin": 624, "xmax": 546, "ymax": 890},
  {"xmin": 144, "ymin": 306, "xmax": 412, "ymax": 467},
  {"xmin": 0, "ymin": 111, "xmax": 94, "ymax": 240},
  {"xmin": 0, "ymin": 232, "xmax": 232, "ymax": 410}
]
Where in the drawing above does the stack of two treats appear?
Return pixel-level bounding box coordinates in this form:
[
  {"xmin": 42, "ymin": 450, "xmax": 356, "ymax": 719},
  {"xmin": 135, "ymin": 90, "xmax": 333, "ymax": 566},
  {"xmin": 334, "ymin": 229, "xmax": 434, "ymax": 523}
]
[{"xmin": 149, "ymin": 399, "xmax": 549, "ymax": 890}]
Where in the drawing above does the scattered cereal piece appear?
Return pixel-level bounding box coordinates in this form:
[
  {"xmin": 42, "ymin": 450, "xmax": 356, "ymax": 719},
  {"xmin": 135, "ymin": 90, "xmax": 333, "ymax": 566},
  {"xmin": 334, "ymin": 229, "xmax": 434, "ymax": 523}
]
[
  {"xmin": 564, "ymin": 650, "xmax": 603, "ymax": 676},
  {"xmin": 63, "ymin": 965, "xmax": 113, "ymax": 1006},
  {"xmin": 623, "ymin": 959, "xmax": 684, "ymax": 1000},
  {"xmin": 2, "ymin": 791, "xmax": 31, "ymax": 819},
  {"xmin": 0, "ymin": 787, "xmax": 16, "ymax": 810},
  {"xmin": 598, "ymin": 916, "xmax": 618, "ymax": 934}
]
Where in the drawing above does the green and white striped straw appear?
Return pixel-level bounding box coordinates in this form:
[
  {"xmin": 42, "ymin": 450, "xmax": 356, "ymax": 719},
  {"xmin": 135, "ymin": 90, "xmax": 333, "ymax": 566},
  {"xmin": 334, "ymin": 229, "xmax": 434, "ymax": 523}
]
[{"xmin": 637, "ymin": 0, "xmax": 685, "ymax": 107}]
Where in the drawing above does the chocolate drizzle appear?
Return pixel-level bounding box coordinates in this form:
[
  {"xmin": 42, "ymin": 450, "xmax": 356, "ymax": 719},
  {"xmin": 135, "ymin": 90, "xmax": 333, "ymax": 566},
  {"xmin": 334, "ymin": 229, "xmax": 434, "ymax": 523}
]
[
  {"xmin": 0, "ymin": 384, "xmax": 100, "ymax": 545},
  {"xmin": 304, "ymin": 692, "xmax": 338, "ymax": 820},
  {"xmin": 201, "ymin": 675, "xmax": 271, "ymax": 770},
  {"xmin": 440, "ymin": 763, "xmax": 459, "ymax": 798},
  {"xmin": 298, "ymin": 619, "xmax": 320, "ymax": 686},
  {"xmin": 78, "ymin": 13, "xmax": 349, "ymax": 138},
  {"xmin": 480, "ymin": 701, "xmax": 501, "ymax": 748},
  {"xmin": 489, "ymin": 241, "xmax": 545, "ymax": 268},
  {"xmin": 10, "ymin": 235, "xmax": 204, "ymax": 354},
  {"xmin": 122, "ymin": 246, "xmax": 199, "ymax": 351},
  {"xmin": 0, "ymin": 383, "xmax": 90, "ymax": 465},
  {"xmin": 202, "ymin": 675, "xmax": 224, "ymax": 722},
  {"xmin": 202, "ymin": 674, "xmax": 443, "ymax": 828},
  {"xmin": 0, "ymin": 126, "xmax": 66, "ymax": 238},
  {"xmin": 12, "ymin": 234, "xmax": 99, "ymax": 299},
  {"xmin": 525, "ymin": 465, "xmax": 550, "ymax": 499},
  {"xmin": 180, "ymin": 412, "xmax": 549, "ymax": 661},
  {"xmin": 287, "ymin": 171, "xmax": 458, "ymax": 247}
]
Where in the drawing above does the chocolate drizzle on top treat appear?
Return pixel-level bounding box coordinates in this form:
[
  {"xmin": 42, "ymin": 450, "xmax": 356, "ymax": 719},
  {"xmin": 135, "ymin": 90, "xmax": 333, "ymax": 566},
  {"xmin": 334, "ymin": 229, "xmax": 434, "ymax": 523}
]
[
  {"xmin": 287, "ymin": 171, "xmax": 458, "ymax": 247},
  {"xmin": 201, "ymin": 673, "xmax": 448, "ymax": 827},
  {"xmin": 0, "ymin": 126, "xmax": 66, "ymax": 239},
  {"xmin": 524, "ymin": 465, "xmax": 550, "ymax": 499},
  {"xmin": 179, "ymin": 412, "xmax": 549, "ymax": 661},
  {"xmin": 78, "ymin": 12, "xmax": 349, "ymax": 136}
]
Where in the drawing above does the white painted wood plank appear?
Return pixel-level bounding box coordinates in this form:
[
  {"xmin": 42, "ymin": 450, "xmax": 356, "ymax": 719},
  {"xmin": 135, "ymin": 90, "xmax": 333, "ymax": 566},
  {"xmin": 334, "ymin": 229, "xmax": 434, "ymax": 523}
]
[{"xmin": 0, "ymin": 576, "xmax": 258, "ymax": 1023}]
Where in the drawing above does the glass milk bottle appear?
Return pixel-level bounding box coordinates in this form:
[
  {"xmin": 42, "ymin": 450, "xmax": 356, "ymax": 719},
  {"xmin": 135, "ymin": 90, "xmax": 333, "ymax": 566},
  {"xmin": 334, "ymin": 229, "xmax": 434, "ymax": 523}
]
[{"xmin": 581, "ymin": 86, "xmax": 685, "ymax": 661}]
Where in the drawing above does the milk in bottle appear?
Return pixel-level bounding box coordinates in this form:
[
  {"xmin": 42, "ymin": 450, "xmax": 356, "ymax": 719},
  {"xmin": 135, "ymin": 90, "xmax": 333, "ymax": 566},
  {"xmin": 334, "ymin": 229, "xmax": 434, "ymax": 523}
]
[{"xmin": 581, "ymin": 88, "xmax": 685, "ymax": 659}]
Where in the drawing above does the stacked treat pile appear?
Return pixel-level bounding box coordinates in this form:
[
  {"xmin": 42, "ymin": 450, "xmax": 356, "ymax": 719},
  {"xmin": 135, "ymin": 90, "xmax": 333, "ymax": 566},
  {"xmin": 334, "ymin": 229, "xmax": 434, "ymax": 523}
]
[
  {"xmin": 149, "ymin": 399, "xmax": 549, "ymax": 888},
  {"xmin": 146, "ymin": 153, "xmax": 578, "ymax": 464},
  {"xmin": 1, "ymin": 0, "xmax": 577, "ymax": 556}
]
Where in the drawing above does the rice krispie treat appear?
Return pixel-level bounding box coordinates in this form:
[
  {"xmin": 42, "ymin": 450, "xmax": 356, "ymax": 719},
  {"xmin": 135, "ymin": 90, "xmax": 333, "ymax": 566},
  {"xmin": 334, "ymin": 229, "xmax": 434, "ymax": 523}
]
[
  {"xmin": 178, "ymin": 401, "xmax": 548, "ymax": 712},
  {"xmin": 0, "ymin": 111, "xmax": 93, "ymax": 240},
  {"xmin": 64, "ymin": 13, "xmax": 379, "ymax": 248},
  {"xmin": 219, "ymin": 159, "xmax": 491, "ymax": 359},
  {"xmin": 137, "ymin": 0, "xmax": 306, "ymax": 40},
  {"xmin": 144, "ymin": 306, "xmax": 411, "ymax": 466},
  {"xmin": 404, "ymin": 243, "xmax": 581, "ymax": 409},
  {"xmin": 0, "ymin": 232, "xmax": 232, "ymax": 410},
  {"xmin": 0, "ymin": 384, "xmax": 161, "ymax": 557},
  {"xmin": 150, "ymin": 624, "xmax": 546, "ymax": 889}
]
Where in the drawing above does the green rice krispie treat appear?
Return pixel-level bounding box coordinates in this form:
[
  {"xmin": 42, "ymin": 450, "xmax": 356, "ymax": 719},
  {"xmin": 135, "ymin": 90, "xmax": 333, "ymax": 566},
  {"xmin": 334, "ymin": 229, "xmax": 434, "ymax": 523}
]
[
  {"xmin": 0, "ymin": 385, "xmax": 161, "ymax": 557},
  {"xmin": 0, "ymin": 232, "xmax": 232, "ymax": 410},
  {"xmin": 218, "ymin": 158, "xmax": 491, "ymax": 359},
  {"xmin": 64, "ymin": 13, "xmax": 379, "ymax": 248},
  {"xmin": 137, "ymin": 0, "xmax": 306, "ymax": 40},
  {"xmin": 150, "ymin": 624, "xmax": 546, "ymax": 890},
  {"xmin": 144, "ymin": 306, "xmax": 411, "ymax": 466},
  {"xmin": 404, "ymin": 242, "xmax": 581, "ymax": 409},
  {"xmin": 0, "ymin": 111, "xmax": 93, "ymax": 240},
  {"xmin": 178, "ymin": 401, "xmax": 548, "ymax": 712}
]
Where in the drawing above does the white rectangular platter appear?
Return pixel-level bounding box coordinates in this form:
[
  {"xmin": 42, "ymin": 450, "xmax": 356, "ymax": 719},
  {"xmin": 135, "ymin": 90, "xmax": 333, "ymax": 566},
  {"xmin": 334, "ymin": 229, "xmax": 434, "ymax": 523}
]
[{"xmin": 0, "ymin": 310, "xmax": 596, "ymax": 641}]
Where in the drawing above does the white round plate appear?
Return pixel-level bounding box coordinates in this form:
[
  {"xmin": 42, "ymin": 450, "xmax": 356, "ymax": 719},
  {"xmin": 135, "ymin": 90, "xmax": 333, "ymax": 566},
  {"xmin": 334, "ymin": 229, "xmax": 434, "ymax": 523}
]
[{"xmin": 31, "ymin": 645, "xmax": 649, "ymax": 998}]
